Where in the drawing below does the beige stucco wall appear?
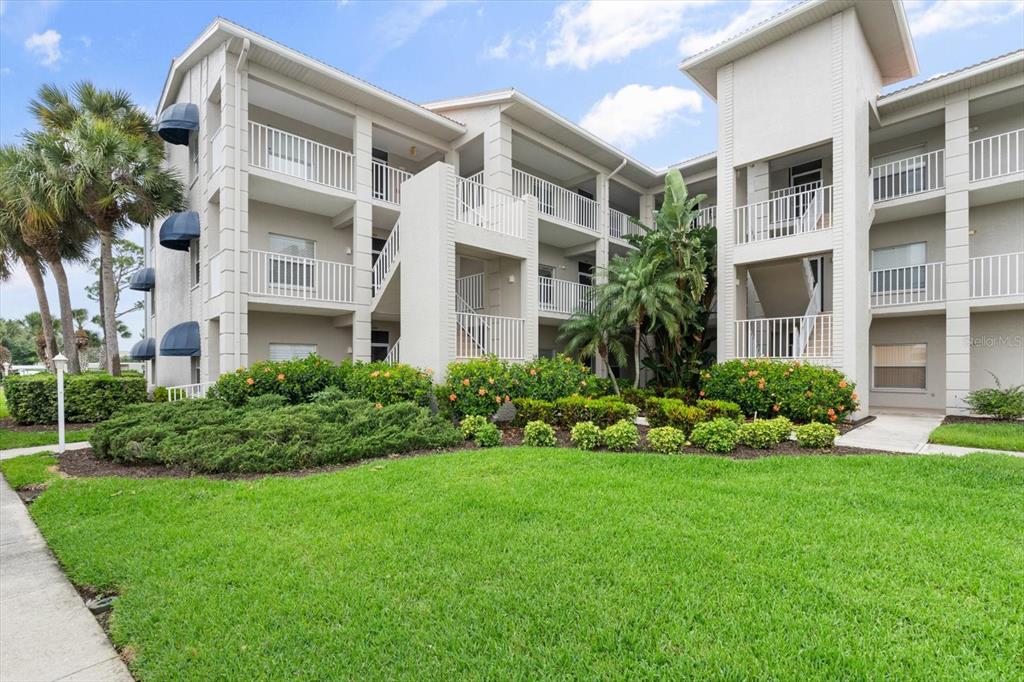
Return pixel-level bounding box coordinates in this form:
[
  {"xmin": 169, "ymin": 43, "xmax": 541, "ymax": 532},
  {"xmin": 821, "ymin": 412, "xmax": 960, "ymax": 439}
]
[
  {"xmin": 969, "ymin": 101, "xmax": 1024, "ymax": 141},
  {"xmin": 247, "ymin": 311, "xmax": 353, "ymax": 363},
  {"xmin": 869, "ymin": 213, "xmax": 946, "ymax": 262},
  {"xmin": 869, "ymin": 314, "xmax": 946, "ymax": 410},
  {"xmin": 970, "ymin": 310, "xmax": 1024, "ymax": 390},
  {"xmin": 248, "ymin": 200, "xmax": 352, "ymax": 264},
  {"xmin": 969, "ymin": 199, "xmax": 1024, "ymax": 257}
]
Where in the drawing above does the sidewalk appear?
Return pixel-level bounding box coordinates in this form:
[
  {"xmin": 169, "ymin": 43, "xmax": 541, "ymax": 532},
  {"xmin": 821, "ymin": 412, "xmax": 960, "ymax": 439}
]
[
  {"xmin": 0, "ymin": 440, "xmax": 91, "ymax": 461},
  {"xmin": 837, "ymin": 413, "xmax": 1024, "ymax": 457},
  {"xmin": 0, "ymin": 476, "xmax": 133, "ymax": 681}
]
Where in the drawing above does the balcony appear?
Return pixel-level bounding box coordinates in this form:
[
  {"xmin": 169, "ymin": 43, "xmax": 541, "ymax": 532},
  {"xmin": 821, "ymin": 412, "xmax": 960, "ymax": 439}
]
[
  {"xmin": 735, "ymin": 185, "xmax": 833, "ymax": 244},
  {"xmin": 871, "ymin": 150, "xmax": 944, "ymax": 203},
  {"xmin": 735, "ymin": 313, "xmax": 833, "ymax": 361},
  {"xmin": 249, "ymin": 121, "xmax": 354, "ymax": 192},
  {"xmin": 609, "ymin": 208, "xmax": 643, "ymax": 240},
  {"xmin": 167, "ymin": 382, "xmax": 213, "ymax": 401},
  {"xmin": 513, "ymin": 169, "xmax": 599, "ymax": 232},
  {"xmin": 694, "ymin": 206, "xmax": 717, "ymax": 228},
  {"xmin": 249, "ymin": 250, "xmax": 356, "ymax": 306},
  {"xmin": 372, "ymin": 159, "xmax": 412, "ymax": 205},
  {"xmin": 970, "ymin": 252, "xmax": 1024, "ymax": 300},
  {"xmin": 455, "ymin": 312, "xmax": 525, "ymax": 360},
  {"xmin": 455, "ymin": 176, "xmax": 525, "ymax": 238},
  {"xmin": 538, "ymin": 277, "xmax": 593, "ymax": 316},
  {"xmin": 970, "ymin": 129, "xmax": 1023, "ymax": 182},
  {"xmin": 870, "ymin": 262, "xmax": 945, "ymax": 308}
]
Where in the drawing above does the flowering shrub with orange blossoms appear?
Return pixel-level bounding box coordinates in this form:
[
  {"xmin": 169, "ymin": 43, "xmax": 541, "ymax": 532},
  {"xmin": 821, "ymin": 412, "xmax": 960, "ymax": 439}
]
[{"xmin": 701, "ymin": 359, "xmax": 859, "ymax": 424}]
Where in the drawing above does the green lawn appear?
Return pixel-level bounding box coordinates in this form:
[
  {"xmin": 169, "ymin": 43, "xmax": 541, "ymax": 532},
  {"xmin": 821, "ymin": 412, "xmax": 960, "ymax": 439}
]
[
  {"xmin": 929, "ymin": 421, "xmax": 1024, "ymax": 452},
  {"xmin": 0, "ymin": 452, "xmax": 57, "ymax": 488},
  {"xmin": 0, "ymin": 387, "xmax": 8, "ymax": 419},
  {"xmin": 9, "ymin": 449, "xmax": 1024, "ymax": 680},
  {"xmin": 0, "ymin": 427, "xmax": 92, "ymax": 450}
]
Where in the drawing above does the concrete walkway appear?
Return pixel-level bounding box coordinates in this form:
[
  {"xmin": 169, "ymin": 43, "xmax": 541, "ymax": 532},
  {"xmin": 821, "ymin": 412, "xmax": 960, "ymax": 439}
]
[
  {"xmin": 0, "ymin": 440, "xmax": 91, "ymax": 461},
  {"xmin": 837, "ymin": 413, "xmax": 1024, "ymax": 457},
  {"xmin": 0, "ymin": 477, "xmax": 133, "ymax": 681}
]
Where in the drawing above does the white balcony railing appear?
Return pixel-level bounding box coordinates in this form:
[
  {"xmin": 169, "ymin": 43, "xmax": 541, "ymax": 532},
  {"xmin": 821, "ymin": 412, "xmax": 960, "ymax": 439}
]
[
  {"xmin": 384, "ymin": 338, "xmax": 400, "ymax": 365},
  {"xmin": 970, "ymin": 251, "xmax": 1024, "ymax": 299},
  {"xmin": 513, "ymin": 168, "xmax": 599, "ymax": 232},
  {"xmin": 870, "ymin": 261, "xmax": 945, "ymax": 307},
  {"xmin": 735, "ymin": 313, "xmax": 833, "ymax": 360},
  {"xmin": 455, "ymin": 176, "xmax": 525, "ymax": 238},
  {"xmin": 970, "ymin": 129, "xmax": 1024, "ymax": 182},
  {"xmin": 456, "ymin": 273, "xmax": 485, "ymax": 311},
  {"xmin": 372, "ymin": 159, "xmax": 412, "ymax": 204},
  {"xmin": 736, "ymin": 185, "xmax": 832, "ymax": 244},
  {"xmin": 371, "ymin": 222, "xmax": 400, "ymax": 296},
  {"xmin": 538, "ymin": 277, "xmax": 594, "ymax": 315},
  {"xmin": 249, "ymin": 121, "xmax": 354, "ymax": 192},
  {"xmin": 694, "ymin": 206, "xmax": 717, "ymax": 228},
  {"xmin": 456, "ymin": 312, "xmax": 525, "ymax": 360},
  {"xmin": 871, "ymin": 150, "xmax": 944, "ymax": 202},
  {"xmin": 167, "ymin": 382, "xmax": 213, "ymax": 402},
  {"xmin": 609, "ymin": 208, "xmax": 644, "ymax": 240},
  {"xmin": 249, "ymin": 250, "xmax": 356, "ymax": 304}
]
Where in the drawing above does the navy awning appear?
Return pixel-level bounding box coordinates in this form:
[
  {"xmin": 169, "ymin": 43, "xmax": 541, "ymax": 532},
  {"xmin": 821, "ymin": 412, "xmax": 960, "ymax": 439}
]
[
  {"xmin": 128, "ymin": 267, "xmax": 155, "ymax": 292},
  {"xmin": 157, "ymin": 103, "xmax": 199, "ymax": 145},
  {"xmin": 158, "ymin": 211, "xmax": 200, "ymax": 251},
  {"xmin": 160, "ymin": 322, "xmax": 201, "ymax": 357},
  {"xmin": 130, "ymin": 337, "xmax": 156, "ymax": 360}
]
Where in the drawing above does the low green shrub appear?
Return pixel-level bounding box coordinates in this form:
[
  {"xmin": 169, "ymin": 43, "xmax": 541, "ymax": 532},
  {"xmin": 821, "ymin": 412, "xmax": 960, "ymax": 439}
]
[
  {"xmin": 473, "ymin": 422, "xmax": 502, "ymax": 448},
  {"xmin": 90, "ymin": 398, "xmax": 461, "ymax": 473},
  {"xmin": 690, "ymin": 418, "xmax": 740, "ymax": 453},
  {"xmin": 459, "ymin": 415, "xmax": 490, "ymax": 440},
  {"xmin": 646, "ymin": 398, "xmax": 707, "ymax": 435},
  {"xmin": 964, "ymin": 378, "xmax": 1024, "ymax": 420},
  {"xmin": 152, "ymin": 386, "xmax": 168, "ymax": 403},
  {"xmin": 569, "ymin": 421, "xmax": 602, "ymax": 450},
  {"xmin": 247, "ymin": 394, "xmax": 288, "ymax": 410},
  {"xmin": 523, "ymin": 420, "xmax": 557, "ymax": 447},
  {"xmin": 513, "ymin": 396, "xmax": 636, "ymax": 428},
  {"xmin": 5, "ymin": 371, "xmax": 147, "ymax": 424},
  {"xmin": 701, "ymin": 360, "xmax": 859, "ymax": 424},
  {"xmin": 795, "ymin": 422, "xmax": 839, "ymax": 449},
  {"xmin": 512, "ymin": 398, "xmax": 556, "ymax": 426},
  {"xmin": 603, "ymin": 419, "xmax": 639, "ymax": 451},
  {"xmin": 211, "ymin": 355, "xmax": 342, "ymax": 407},
  {"xmin": 767, "ymin": 416, "xmax": 793, "ymax": 442},
  {"xmin": 311, "ymin": 386, "xmax": 347, "ymax": 404},
  {"xmin": 344, "ymin": 362, "xmax": 433, "ymax": 407},
  {"xmin": 647, "ymin": 426, "xmax": 687, "ymax": 454},
  {"xmin": 695, "ymin": 399, "xmax": 742, "ymax": 421},
  {"xmin": 620, "ymin": 387, "xmax": 657, "ymax": 408},
  {"xmin": 738, "ymin": 419, "xmax": 781, "ymax": 449}
]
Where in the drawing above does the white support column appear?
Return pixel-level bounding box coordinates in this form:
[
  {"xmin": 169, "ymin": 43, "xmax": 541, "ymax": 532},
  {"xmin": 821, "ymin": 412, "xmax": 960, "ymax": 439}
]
[
  {"xmin": 639, "ymin": 193, "xmax": 656, "ymax": 227},
  {"xmin": 716, "ymin": 64, "xmax": 738, "ymax": 362},
  {"xmin": 944, "ymin": 92, "xmax": 972, "ymax": 414},
  {"xmin": 747, "ymin": 160, "xmax": 770, "ymax": 205},
  {"xmin": 352, "ymin": 111, "xmax": 374, "ymax": 362},
  {"xmin": 483, "ymin": 112, "xmax": 513, "ymax": 193},
  {"xmin": 523, "ymin": 196, "xmax": 540, "ymax": 361}
]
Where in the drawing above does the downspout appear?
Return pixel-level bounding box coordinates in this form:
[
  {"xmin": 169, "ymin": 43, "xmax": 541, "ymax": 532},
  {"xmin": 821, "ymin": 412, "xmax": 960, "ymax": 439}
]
[
  {"xmin": 607, "ymin": 157, "xmax": 628, "ymax": 181},
  {"xmin": 233, "ymin": 38, "xmax": 250, "ymax": 370}
]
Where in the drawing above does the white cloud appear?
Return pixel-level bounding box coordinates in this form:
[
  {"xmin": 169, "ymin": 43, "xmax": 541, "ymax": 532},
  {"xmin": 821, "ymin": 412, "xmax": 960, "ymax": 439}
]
[
  {"xmin": 373, "ymin": 0, "xmax": 447, "ymax": 51},
  {"xmin": 580, "ymin": 84, "xmax": 703, "ymax": 149},
  {"xmin": 546, "ymin": 0, "xmax": 715, "ymax": 70},
  {"xmin": 907, "ymin": 0, "xmax": 1023, "ymax": 37},
  {"xmin": 79, "ymin": 35, "xmax": 92, "ymax": 48},
  {"xmin": 484, "ymin": 33, "xmax": 512, "ymax": 59},
  {"xmin": 24, "ymin": 28, "xmax": 61, "ymax": 66},
  {"xmin": 679, "ymin": 1, "xmax": 792, "ymax": 57}
]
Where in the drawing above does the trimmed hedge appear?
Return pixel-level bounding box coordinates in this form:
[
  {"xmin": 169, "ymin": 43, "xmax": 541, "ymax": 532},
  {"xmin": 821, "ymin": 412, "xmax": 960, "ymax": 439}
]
[
  {"xmin": 90, "ymin": 398, "xmax": 460, "ymax": 473},
  {"xmin": 4, "ymin": 371, "xmax": 147, "ymax": 425},
  {"xmin": 646, "ymin": 398, "xmax": 707, "ymax": 436},
  {"xmin": 512, "ymin": 396, "xmax": 638, "ymax": 428},
  {"xmin": 701, "ymin": 360, "xmax": 859, "ymax": 424}
]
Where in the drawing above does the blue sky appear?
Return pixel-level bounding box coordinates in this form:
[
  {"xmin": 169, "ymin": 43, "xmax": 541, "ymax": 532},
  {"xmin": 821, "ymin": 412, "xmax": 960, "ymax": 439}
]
[{"xmin": 1, "ymin": 0, "xmax": 1022, "ymax": 345}]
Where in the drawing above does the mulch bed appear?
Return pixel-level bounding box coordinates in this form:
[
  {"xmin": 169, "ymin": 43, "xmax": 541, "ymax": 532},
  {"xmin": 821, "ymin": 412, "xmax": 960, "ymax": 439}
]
[
  {"xmin": 940, "ymin": 415, "xmax": 1023, "ymax": 426},
  {"xmin": 0, "ymin": 419, "xmax": 95, "ymax": 433}
]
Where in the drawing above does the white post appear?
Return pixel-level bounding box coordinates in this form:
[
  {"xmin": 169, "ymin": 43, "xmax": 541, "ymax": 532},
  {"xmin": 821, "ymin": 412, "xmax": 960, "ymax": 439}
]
[{"xmin": 53, "ymin": 353, "xmax": 68, "ymax": 454}]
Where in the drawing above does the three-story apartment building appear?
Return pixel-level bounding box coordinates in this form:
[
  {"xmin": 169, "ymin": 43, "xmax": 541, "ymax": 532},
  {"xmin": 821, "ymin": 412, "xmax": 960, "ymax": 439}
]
[{"xmin": 139, "ymin": 1, "xmax": 1022, "ymax": 413}]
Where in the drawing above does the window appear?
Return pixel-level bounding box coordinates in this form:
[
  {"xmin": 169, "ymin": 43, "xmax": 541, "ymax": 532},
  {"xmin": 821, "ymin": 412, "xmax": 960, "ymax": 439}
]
[
  {"xmin": 790, "ymin": 159, "xmax": 822, "ymax": 190},
  {"xmin": 872, "ymin": 343, "xmax": 927, "ymax": 390},
  {"xmin": 190, "ymin": 356, "xmax": 201, "ymax": 384},
  {"xmin": 871, "ymin": 242, "xmax": 926, "ymax": 292},
  {"xmin": 578, "ymin": 261, "xmax": 594, "ymax": 286},
  {"xmin": 370, "ymin": 330, "xmax": 390, "ymax": 363},
  {"xmin": 268, "ymin": 343, "xmax": 317, "ymax": 361},
  {"xmin": 189, "ymin": 240, "xmax": 200, "ymax": 288},
  {"xmin": 268, "ymin": 234, "xmax": 316, "ymax": 289}
]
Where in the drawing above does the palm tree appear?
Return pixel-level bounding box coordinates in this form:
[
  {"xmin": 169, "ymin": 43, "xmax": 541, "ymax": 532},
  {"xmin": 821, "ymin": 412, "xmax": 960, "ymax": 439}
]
[
  {"xmin": 557, "ymin": 301, "xmax": 629, "ymax": 395},
  {"xmin": 0, "ymin": 166, "xmax": 58, "ymax": 369},
  {"xmin": 29, "ymin": 82, "xmax": 185, "ymax": 375},
  {"xmin": 1, "ymin": 142, "xmax": 92, "ymax": 373},
  {"xmin": 602, "ymin": 252, "xmax": 687, "ymax": 388}
]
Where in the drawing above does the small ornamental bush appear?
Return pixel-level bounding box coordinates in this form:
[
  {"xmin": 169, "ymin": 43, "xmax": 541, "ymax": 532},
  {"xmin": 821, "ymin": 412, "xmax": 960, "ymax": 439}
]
[
  {"xmin": 569, "ymin": 421, "xmax": 603, "ymax": 450},
  {"xmin": 523, "ymin": 420, "xmax": 557, "ymax": 447},
  {"xmin": 701, "ymin": 360, "xmax": 859, "ymax": 424},
  {"xmin": 646, "ymin": 398, "xmax": 707, "ymax": 436},
  {"xmin": 964, "ymin": 378, "xmax": 1024, "ymax": 420},
  {"xmin": 311, "ymin": 386, "xmax": 347, "ymax": 404},
  {"xmin": 603, "ymin": 419, "xmax": 639, "ymax": 451},
  {"xmin": 695, "ymin": 399, "xmax": 742, "ymax": 422},
  {"xmin": 459, "ymin": 415, "xmax": 490, "ymax": 440},
  {"xmin": 795, "ymin": 422, "xmax": 839, "ymax": 449},
  {"xmin": 246, "ymin": 394, "xmax": 288, "ymax": 410},
  {"xmin": 690, "ymin": 418, "xmax": 740, "ymax": 453},
  {"xmin": 344, "ymin": 361, "xmax": 433, "ymax": 407},
  {"xmin": 513, "ymin": 398, "xmax": 556, "ymax": 426},
  {"xmin": 152, "ymin": 386, "xmax": 168, "ymax": 403},
  {"xmin": 5, "ymin": 371, "xmax": 147, "ymax": 424},
  {"xmin": 738, "ymin": 419, "xmax": 781, "ymax": 449},
  {"xmin": 767, "ymin": 416, "xmax": 794, "ymax": 443},
  {"xmin": 472, "ymin": 422, "xmax": 502, "ymax": 448},
  {"xmin": 647, "ymin": 426, "xmax": 687, "ymax": 454},
  {"xmin": 620, "ymin": 387, "xmax": 658, "ymax": 408},
  {"xmin": 211, "ymin": 354, "xmax": 342, "ymax": 406}
]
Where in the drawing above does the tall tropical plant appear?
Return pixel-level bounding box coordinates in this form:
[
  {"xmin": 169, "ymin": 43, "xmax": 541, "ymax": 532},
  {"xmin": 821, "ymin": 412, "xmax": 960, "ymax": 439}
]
[
  {"xmin": 557, "ymin": 300, "xmax": 629, "ymax": 395},
  {"xmin": 28, "ymin": 82, "xmax": 185, "ymax": 374}
]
